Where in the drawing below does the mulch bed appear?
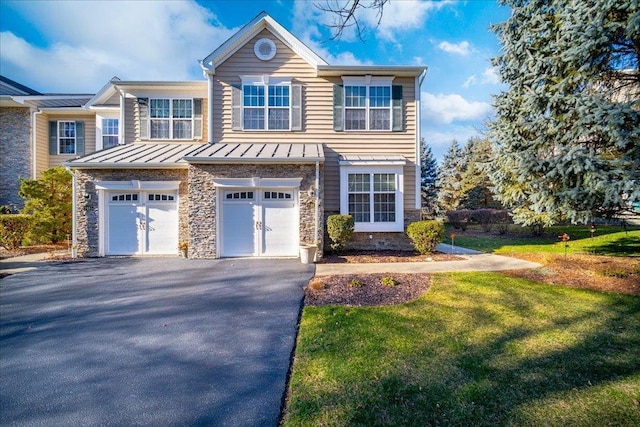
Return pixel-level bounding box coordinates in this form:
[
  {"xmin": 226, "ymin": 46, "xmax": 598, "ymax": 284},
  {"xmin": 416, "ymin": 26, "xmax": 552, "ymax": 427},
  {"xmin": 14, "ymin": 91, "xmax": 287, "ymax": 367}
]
[{"xmin": 305, "ymin": 273, "xmax": 431, "ymax": 306}]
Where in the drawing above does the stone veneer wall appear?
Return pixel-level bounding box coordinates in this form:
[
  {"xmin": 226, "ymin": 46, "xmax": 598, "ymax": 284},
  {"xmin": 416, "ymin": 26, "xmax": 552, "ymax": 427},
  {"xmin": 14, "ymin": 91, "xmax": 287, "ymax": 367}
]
[
  {"xmin": 188, "ymin": 163, "xmax": 323, "ymax": 259},
  {"xmin": 74, "ymin": 168, "xmax": 188, "ymax": 257},
  {"xmin": 323, "ymin": 208, "xmax": 422, "ymax": 251},
  {"xmin": 0, "ymin": 107, "xmax": 32, "ymax": 208}
]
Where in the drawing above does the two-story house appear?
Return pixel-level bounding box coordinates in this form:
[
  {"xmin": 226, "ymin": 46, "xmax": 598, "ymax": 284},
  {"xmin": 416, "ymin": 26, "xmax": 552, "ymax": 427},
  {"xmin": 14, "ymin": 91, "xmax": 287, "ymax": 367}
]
[
  {"xmin": 1, "ymin": 75, "xmax": 98, "ymax": 208},
  {"xmin": 66, "ymin": 12, "xmax": 426, "ymax": 259}
]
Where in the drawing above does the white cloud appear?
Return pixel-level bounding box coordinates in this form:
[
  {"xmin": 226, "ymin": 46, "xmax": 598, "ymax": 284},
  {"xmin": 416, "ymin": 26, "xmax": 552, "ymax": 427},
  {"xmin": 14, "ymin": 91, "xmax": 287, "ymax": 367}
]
[
  {"xmin": 0, "ymin": 1, "xmax": 236, "ymax": 92},
  {"xmin": 422, "ymin": 125, "xmax": 483, "ymax": 162},
  {"xmin": 463, "ymin": 75, "xmax": 477, "ymax": 88},
  {"xmin": 482, "ymin": 66, "xmax": 501, "ymax": 84},
  {"xmin": 422, "ymin": 92, "xmax": 492, "ymax": 124},
  {"xmin": 365, "ymin": 0, "xmax": 447, "ymax": 41},
  {"xmin": 438, "ymin": 40, "xmax": 472, "ymax": 55}
]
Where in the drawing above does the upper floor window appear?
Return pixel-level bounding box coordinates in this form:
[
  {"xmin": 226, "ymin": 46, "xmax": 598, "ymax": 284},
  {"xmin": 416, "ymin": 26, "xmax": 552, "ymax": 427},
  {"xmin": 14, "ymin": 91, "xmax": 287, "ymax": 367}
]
[
  {"xmin": 334, "ymin": 77, "xmax": 403, "ymax": 132},
  {"xmin": 102, "ymin": 118, "xmax": 119, "ymax": 148},
  {"xmin": 243, "ymin": 82, "xmax": 290, "ymax": 130},
  {"xmin": 150, "ymin": 99, "xmax": 192, "ymax": 139},
  {"xmin": 48, "ymin": 120, "xmax": 84, "ymax": 156},
  {"xmin": 232, "ymin": 75, "xmax": 302, "ymax": 132}
]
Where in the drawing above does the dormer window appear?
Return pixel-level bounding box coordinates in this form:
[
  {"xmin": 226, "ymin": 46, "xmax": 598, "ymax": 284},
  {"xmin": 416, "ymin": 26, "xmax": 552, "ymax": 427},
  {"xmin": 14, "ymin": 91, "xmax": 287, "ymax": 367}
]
[{"xmin": 137, "ymin": 97, "xmax": 203, "ymax": 141}]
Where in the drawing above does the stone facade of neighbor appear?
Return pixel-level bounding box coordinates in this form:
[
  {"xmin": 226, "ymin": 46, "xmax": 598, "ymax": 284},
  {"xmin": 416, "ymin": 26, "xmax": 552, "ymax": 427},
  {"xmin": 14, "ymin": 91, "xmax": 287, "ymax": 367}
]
[
  {"xmin": 73, "ymin": 169, "xmax": 189, "ymax": 257},
  {"xmin": 0, "ymin": 107, "xmax": 32, "ymax": 208},
  {"xmin": 187, "ymin": 163, "xmax": 323, "ymax": 259}
]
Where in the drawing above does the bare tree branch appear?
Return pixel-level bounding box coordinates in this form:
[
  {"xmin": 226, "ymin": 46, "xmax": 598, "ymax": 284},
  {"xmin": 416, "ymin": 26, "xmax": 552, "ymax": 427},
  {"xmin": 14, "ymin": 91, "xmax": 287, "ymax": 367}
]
[{"xmin": 315, "ymin": 0, "xmax": 389, "ymax": 41}]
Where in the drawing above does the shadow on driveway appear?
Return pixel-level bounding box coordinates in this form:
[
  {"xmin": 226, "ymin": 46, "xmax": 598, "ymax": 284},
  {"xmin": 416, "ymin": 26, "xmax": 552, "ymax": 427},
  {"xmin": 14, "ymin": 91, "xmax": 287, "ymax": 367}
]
[{"xmin": 0, "ymin": 257, "xmax": 313, "ymax": 426}]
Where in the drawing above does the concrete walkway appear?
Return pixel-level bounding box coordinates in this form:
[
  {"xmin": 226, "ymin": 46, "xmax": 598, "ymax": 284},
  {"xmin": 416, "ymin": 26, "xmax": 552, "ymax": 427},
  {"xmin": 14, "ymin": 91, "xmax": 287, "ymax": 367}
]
[
  {"xmin": 0, "ymin": 250, "xmax": 68, "ymax": 276},
  {"xmin": 315, "ymin": 243, "xmax": 541, "ymax": 276}
]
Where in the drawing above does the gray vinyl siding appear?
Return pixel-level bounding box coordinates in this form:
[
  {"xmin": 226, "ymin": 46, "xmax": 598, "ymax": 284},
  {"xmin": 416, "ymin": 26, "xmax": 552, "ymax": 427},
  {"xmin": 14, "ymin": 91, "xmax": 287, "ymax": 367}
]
[
  {"xmin": 212, "ymin": 29, "xmax": 418, "ymax": 211},
  {"xmin": 125, "ymin": 97, "xmax": 135, "ymax": 143}
]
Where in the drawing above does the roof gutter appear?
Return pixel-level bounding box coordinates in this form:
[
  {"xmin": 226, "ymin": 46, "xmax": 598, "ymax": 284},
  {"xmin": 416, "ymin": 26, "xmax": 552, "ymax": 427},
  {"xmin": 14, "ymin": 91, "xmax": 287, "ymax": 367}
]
[{"xmin": 182, "ymin": 157, "xmax": 324, "ymax": 165}]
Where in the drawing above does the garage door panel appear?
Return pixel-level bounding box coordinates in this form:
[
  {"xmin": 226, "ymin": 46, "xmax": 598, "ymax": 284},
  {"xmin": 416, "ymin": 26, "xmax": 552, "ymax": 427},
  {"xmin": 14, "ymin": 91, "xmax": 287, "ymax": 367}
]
[
  {"xmin": 107, "ymin": 204, "xmax": 139, "ymax": 255},
  {"xmin": 146, "ymin": 203, "xmax": 178, "ymax": 254},
  {"xmin": 221, "ymin": 202, "xmax": 256, "ymax": 257},
  {"xmin": 262, "ymin": 202, "xmax": 297, "ymax": 256}
]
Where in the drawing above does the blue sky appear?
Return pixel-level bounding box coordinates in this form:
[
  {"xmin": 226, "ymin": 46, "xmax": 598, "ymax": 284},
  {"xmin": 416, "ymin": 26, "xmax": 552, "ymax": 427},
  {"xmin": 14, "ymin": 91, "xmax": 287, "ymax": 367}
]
[{"xmin": 0, "ymin": 0, "xmax": 509, "ymax": 161}]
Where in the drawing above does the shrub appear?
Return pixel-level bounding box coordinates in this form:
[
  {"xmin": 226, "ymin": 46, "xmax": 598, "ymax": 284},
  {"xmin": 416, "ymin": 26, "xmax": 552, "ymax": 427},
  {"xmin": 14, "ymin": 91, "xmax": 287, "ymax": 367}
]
[
  {"xmin": 349, "ymin": 278, "xmax": 364, "ymax": 288},
  {"xmin": 381, "ymin": 276, "xmax": 397, "ymax": 287},
  {"xmin": 327, "ymin": 214, "xmax": 354, "ymax": 252},
  {"xmin": 493, "ymin": 210, "xmax": 512, "ymax": 234},
  {"xmin": 471, "ymin": 209, "xmax": 494, "ymax": 232},
  {"xmin": 446, "ymin": 209, "xmax": 472, "ymax": 231},
  {"xmin": 308, "ymin": 277, "xmax": 325, "ymax": 291},
  {"xmin": 406, "ymin": 220, "xmax": 445, "ymax": 254},
  {"xmin": 0, "ymin": 214, "xmax": 31, "ymax": 250}
]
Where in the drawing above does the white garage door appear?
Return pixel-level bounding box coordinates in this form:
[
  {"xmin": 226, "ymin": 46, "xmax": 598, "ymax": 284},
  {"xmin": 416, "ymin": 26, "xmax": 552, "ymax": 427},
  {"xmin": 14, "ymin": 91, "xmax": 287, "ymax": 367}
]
[
  {"xmin": 106, "ymin": 192, "xmax": 178, "ymax": 255},
  {"xmin": 221, "ymin": 189, "xmax": 297, "ymax": 257}
]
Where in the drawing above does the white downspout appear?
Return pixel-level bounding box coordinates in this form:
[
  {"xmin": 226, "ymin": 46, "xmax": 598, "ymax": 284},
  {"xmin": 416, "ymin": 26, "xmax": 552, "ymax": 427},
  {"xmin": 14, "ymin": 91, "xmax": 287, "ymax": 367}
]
[
  {"xmin": 70, "ymin": 168, "xmax": 77, "ymax": 258},
  {"xmin": 32, "ymin": 109, "xmax": 43, "ymax": 178},
  {"xmin": 314, "ymin": 160, "xmax": 320, "ymax": 244},
  {"xmin": 207, "ymin": 73, "xmax": 214, "ymax": 143}
]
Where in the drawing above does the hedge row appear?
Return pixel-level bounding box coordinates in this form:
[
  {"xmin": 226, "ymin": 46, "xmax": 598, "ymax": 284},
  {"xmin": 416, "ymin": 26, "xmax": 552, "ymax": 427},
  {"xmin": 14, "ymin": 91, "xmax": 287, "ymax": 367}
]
[
  {"xmin": 446, "ymin": 209, "xmax": 512, "ymax": 233},
  {"xmin": 0, "ymin": 214, "xmax": 31, "ymax": 250}
]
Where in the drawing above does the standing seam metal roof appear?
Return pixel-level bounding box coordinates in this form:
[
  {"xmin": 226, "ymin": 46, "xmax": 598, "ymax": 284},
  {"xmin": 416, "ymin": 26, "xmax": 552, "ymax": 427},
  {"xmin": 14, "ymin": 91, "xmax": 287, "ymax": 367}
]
[{"xmin": 66, "ymin": 143, "xmax": 324, "ymax": 168}]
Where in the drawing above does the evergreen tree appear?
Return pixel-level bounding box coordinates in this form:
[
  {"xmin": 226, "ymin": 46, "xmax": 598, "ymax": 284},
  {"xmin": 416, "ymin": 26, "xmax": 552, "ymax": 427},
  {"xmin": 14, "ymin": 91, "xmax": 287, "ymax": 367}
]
[
  {"xmin": 19, "ymin": 166, "xmax": 72, "ymax": 243},
  {"xmin": 420, "ymin": 139, "xmax": 439, "ymax": 217},
  {"xmin": 489, "ymin": 0, "xmax": 640, "ymax": 226},
  {"xmin": 437, "ymin": 140, "xmax": 464, "ymax": 212},
  {"xmin": 459, "ymin": 137, "xmax": 501, "ymax": 209}
]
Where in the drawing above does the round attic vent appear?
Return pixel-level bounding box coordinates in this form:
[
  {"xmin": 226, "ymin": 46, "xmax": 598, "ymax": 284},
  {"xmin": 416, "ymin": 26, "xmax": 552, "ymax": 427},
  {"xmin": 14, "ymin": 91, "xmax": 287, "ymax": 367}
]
[{"xmin": 254, "ymin": 38, "xmax": 276, "ymax": 61}]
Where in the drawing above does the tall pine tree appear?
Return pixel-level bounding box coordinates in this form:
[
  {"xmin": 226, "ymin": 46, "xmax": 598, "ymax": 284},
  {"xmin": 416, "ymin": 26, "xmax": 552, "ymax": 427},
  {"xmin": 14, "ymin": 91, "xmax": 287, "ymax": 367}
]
[
  {"xmin": 437, "ymin": 140, "xmax": 465, "ymax": 212},
  {"xmin": 420, "ymin": 138, "xmax": 439, "ymax": 217},
  {"xmin": 489, "ymin": 0, "xmax": 640, "ymax": 226}
]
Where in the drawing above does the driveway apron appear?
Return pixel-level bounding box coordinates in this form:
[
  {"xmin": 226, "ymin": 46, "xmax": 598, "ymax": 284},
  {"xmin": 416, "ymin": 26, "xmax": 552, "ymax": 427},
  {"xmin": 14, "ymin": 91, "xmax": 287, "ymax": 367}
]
[{"xmin": 0, "ymin": 257, "xmax": 313, "ymax": 426}]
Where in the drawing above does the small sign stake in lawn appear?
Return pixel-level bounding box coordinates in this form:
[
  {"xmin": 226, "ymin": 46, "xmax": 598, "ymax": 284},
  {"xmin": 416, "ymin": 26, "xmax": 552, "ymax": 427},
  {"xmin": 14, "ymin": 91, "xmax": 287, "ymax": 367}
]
[
  {"xmin": 558, "ymin": 232, "xmax": 570, "ymax": 259},
  {"xmin": 450, "ymin": 233, "xmax": 456, "ymax": 255}
]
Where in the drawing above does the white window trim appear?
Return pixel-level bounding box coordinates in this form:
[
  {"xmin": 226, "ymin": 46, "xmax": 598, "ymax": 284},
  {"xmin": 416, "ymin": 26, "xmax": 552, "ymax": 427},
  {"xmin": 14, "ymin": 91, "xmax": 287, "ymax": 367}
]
[
  {"xmin": 240, "ymin": 75, "xmax": 292, "ymax": 131},
  {"xmin": 57, "ymin": 120, "xmax": 76, "ymax": 155},
  {"xmin": 148, "ymin": 98, "xmax": 194, "ymax": 140},
  {"xmin": 342, "ymin": 76, "xmax": 394, "ymax": 132},
  {"xmin": 339, "ymin": 164, "xmax": 404, "ymax": 232},
  {"xmin": 96, "ymin": 113, "xmax": 119, "ymax": 150}
]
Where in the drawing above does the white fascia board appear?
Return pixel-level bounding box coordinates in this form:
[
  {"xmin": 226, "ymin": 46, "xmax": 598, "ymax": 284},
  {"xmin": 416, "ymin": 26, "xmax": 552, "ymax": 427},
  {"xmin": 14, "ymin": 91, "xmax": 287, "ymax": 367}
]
[
  {"xmin": 183, "ymin": 156, "xmax": 323, "ymax": 164},
  {"xmin": 66, "ymin": 162, "xmax": 190, "ymax": 170},
  {"xmin": 39, "ymin": 107, "xmax": 94, "ymax": 114},
  {"xmin": 338, "ymin": 159, "xmax": 406, "ymax": 166},
  {"xmin": 318, "ymin": 65, "xmax": 427, "ymax": 78},
  {"xmin": 84, "ymin": 78, "xmax": 120, "ymax": 108},
  {"xmin": 342, "ymin": 76, "xmax": 394, "ymax": 86}
]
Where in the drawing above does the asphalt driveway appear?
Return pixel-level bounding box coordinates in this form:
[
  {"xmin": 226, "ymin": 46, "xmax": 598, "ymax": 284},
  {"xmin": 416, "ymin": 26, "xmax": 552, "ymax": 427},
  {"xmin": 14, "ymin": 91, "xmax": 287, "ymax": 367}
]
[{"xmin": 0, "ymin": 257, "xmax": 314, "ymax": 426}]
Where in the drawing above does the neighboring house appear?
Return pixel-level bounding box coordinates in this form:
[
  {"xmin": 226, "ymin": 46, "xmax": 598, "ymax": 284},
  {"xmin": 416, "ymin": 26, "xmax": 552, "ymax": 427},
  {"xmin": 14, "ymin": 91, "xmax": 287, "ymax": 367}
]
[
  {"xmin": 0, "ymin": 76, "xmax": 41, "ymax": 208},
  {"xmin": 1, "ymin": 74, "xmax": 98, "ymax": 208},
  {"xmin": 66, "ymin": 12, "xmax": 427, "ymax": 259}
]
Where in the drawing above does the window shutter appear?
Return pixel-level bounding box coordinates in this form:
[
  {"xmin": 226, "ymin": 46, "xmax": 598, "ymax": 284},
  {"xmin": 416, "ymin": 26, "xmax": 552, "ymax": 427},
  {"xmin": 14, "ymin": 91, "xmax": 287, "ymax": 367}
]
[
  {"xmin": 75, "ymin": 121, "xmax": 85, "ymax": 156},
  {"xmin": 291, "ymin": 84, "xmax": 302, "ymax": 131},
  {"xmin": 392, "ymin": 85, "xmax": 403, "ymax": 132},
  {"xmin": 49, "ymin": 121, "xmax": 58, "ymax": 155},
  {"xmin": 333, "ymin": 84, "xmax": 344, "ymax": 131},
  {"xmin": 137, "ymin": 97, "xmax": 149, "ymax": 139},
  {"xmin": 193, "ymin": 98, "xmax": 203, "ymax": 140},
  {"xmin": 231, "ymin": 85, "xmax": 242, "ymax": 131}
]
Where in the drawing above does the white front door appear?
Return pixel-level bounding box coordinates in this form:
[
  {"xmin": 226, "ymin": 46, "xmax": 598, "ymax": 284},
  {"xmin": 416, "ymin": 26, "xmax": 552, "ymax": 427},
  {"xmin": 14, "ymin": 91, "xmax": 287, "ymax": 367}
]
[
  {"xmin": 106, "ymin": 191, "xmax": 178, "ymax": 255},
  {"xmin": 220, "ymin": 189, "xmax": 298, "ymax": 257}
]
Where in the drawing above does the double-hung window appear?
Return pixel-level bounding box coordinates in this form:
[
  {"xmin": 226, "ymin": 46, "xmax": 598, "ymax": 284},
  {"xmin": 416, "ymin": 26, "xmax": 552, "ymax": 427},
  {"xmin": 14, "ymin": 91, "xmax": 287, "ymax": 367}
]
[
  {"xmin": 334, "ymin": 76, "xmax": 402, "ymax": 132},
  {"xmin": 344, "ymin": 85, "xmax": 391, "ymax": 131},
  {"xmin": 102, "ymin": 118, "xmax": 119, "ymax": 148},
  {"xmin": 149, "ymin": 99, "xmax": 193, "ymax": 139},
  {"xmin": 242, "ymin": 76, "xmax": 291, "ymax": 130},
  {"xmin": 58, "ymin": 121, "xmax": 76, "ymax": 154},
  {"xmin": 340, "ymin": 160, "xmax": 405, "ymax": 232},
  {"xmin": 48, "ymin": 120, "xmax": 84, "ymax": 155}
]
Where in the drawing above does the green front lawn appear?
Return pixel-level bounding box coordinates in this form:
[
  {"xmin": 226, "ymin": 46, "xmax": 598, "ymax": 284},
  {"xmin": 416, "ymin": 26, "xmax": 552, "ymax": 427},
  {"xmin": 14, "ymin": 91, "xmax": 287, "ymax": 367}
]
[
  {"xmin": 450, "ymin": 225, "xmax": 640, "ymax": 257},
  {"xmin": 283, "ymin": 273, "xmax": 640, "ymax": 426}
]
